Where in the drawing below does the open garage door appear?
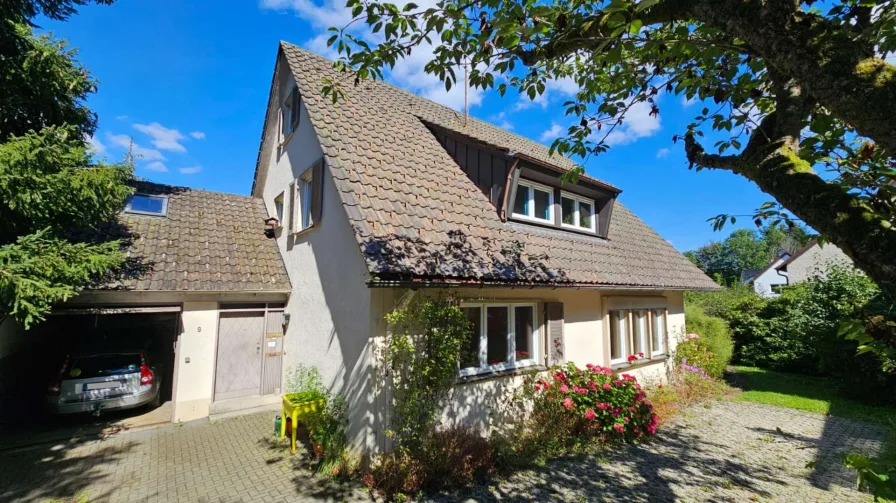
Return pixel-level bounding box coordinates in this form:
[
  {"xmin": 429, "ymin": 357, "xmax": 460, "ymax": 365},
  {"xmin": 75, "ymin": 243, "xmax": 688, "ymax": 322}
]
[{"xmin": 0, "ymin": 308, "xmax": 179, "ymax": 430}]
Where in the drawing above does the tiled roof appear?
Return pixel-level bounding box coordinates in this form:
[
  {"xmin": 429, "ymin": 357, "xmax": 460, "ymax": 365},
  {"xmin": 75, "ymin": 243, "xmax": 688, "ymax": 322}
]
[
  {"xmin": 278, "ymin": 42, "xmax": 718, "ymax": 290},
  {"xmin": 91, "ymin": 181, "xmax": 290, "ymax": 292}
]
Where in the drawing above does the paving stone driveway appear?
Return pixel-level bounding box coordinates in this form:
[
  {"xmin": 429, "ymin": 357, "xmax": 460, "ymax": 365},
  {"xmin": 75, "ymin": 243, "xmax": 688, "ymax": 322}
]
[{"xmin": 0, "ymin": 401, "xmax": 887, "ymax": 503}]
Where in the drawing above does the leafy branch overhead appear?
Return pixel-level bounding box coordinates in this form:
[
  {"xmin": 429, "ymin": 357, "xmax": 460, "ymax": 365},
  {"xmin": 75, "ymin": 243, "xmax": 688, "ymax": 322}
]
[{"xmin": 324, "ymin": 0, "xmax": 896, "ymax": 301}]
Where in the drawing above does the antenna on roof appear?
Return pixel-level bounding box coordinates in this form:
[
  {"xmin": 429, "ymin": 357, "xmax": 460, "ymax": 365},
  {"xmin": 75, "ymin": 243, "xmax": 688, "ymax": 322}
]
[{"xmin": 463, "ymin": 56, "xmax": 469, "ymax": 126}]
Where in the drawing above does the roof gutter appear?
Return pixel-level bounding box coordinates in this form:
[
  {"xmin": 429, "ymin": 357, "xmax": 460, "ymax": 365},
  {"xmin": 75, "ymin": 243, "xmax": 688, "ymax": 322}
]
[
  {"xmin": 510, "ymin": 152, "xmax": 622, "ymax": 195},
  {"xmin": 365, "ymin": 278, "xmax": 720, "ymax": 292}
]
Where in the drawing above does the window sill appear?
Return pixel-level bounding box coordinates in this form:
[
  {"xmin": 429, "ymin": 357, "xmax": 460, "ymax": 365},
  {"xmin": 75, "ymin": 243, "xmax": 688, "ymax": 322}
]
[
  {"xmin": 290, "ymin": 224, "xmax": 316, "ymax": 238},
  {"xmin": 455, "ymin": 364, "xmax": 546, "ymax": 385},
  {"xmin": 611, "ymin": 355, "xmax": 668, "ymax": 372},
  {"xmin": 279, "ymin": 130, "xmax": 296, "ymax": 150}
]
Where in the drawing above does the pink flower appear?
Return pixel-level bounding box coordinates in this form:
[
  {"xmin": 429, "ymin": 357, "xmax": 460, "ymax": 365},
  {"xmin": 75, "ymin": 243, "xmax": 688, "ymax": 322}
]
[
  {"xmin": 628, "ymin": 406, "xmax": 636, "ymax": 413},
  {"xmin": 588, "ymin": 381, "xmax": 599, "ymax": 391},
  {"xmin": 575, "ymin": 387, "xmax": 588, "ymax": 395},
  {"xmin": 613, "ymin": 379, "xmax": 624, "ymax": 386},
  {"xmin": 534, "ymin": 384, "xmax": 542, "ymax": 392},
  {"xmin": 586, "ymin": 363, "xmax": 595, "ymax": 370},
  {"xmin": 553, "ymin": 371, "xmax": 566, "ymax": 381},
  {"xmin": 647, "ymin": 424, "xmax": 657, "ymax": 435},
  {"xmin": 686, "ymin": 332, "xmax": 700, "ymax": 340},
  {"xmin": 603, "ymin": 383, "xmax": 612, "ymax": 391},
  {"xmin": 634, "ymin": 392, "xmax": 646, "ymax": 402},
  {"xmin": 634, "ymin": 383, "xmax": 642, "ymax": 390},
  {"xmin": 560, "ymin": 384, "xmax": 569, "ymax": 394},
  {"xmin": 596, "ymin": 402, "xmax": 609, "ymax": 410},
  {"xmin": 613, "ymin": 423, "xmax": 625, "ymax": 434},
  {"xmin": 562, "ymin": 397, "xmax": 574, "ymax": 410},
  {"xmin": 584, "ymin": 408, "xmax": 596, "ymax": 421},
  {"xmin": 623, "ymin": 416, "xmax": 631, "ymax": 423},
  {"xmin": 638, "ymin": 352, "xmax": 644, "ymax": 358},
  {"xmin": 622, "ymin": 374, "xmax": 637, "ymax": 382}
]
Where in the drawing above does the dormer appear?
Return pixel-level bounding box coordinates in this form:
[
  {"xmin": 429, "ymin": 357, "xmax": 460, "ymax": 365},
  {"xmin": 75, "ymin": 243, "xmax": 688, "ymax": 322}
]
[{"xmin": 427, "ymin": 123, "xmax": 619, "ymax": 239}]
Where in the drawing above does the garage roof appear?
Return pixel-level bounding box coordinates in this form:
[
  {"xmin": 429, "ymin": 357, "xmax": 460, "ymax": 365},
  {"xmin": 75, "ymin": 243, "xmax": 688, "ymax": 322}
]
[{"xmin": 90, "ymin": 181, "xmax": 290, "ymax": 292}]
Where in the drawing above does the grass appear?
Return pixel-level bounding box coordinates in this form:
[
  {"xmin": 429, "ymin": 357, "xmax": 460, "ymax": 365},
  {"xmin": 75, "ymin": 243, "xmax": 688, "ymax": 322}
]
[{"xmin": 729, "ymin": 365, "xmax": 896, "ymax": 428}]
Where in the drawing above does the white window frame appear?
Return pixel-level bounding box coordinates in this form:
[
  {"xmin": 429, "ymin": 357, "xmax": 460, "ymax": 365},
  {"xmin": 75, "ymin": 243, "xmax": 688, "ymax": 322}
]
[
  {"xmin": 273, "ymin": 192, "xmax": 285, "ymax": 227},
  {"xmin": 292, "ymin": 168, "xmax": 313, "ymax": 233},
  {"xmin": 511, "ymin": 179, "xmax": 554, "ymax": 224},
  {"xmin": 609, "ymin": 307, "xmax": 670, "ymax": 366},
  {"xmin": 560, "ymin": 191, "xmax": 597, "ymax": 232},
  {"xmin": 458, "ymin": 302, "xmax": 540, "ymax": 377}
]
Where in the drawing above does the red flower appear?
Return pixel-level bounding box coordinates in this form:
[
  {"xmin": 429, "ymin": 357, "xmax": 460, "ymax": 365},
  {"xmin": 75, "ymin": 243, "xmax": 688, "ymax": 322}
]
[
  {"xmin": 602, "ymin": 383, "xmax": 612, "ymax": 391},
  {"xmin": 584, "ymin": 408, "xmax": 596, "ymax": 421},
  {"xmin": 638, "ymin": 352, "xmax": 644, "ymax": 358},
  {"xmin": 562, "ymin": 397, "xmax": 574, "ymax": 410},
  {"xmin": 596, "ymin": 402, "xmax": 609, "ymax": 410},
  {"xmin": 613, "ymin": 423, "xmax": 625, "ymax": 433},
  {"xmin": 553, "ymin": 371, "xmax": 567, "ymax": 382}
]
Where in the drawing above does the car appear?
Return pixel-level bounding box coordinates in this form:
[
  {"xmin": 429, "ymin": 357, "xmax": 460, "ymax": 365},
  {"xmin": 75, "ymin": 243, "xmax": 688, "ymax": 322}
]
[{"xmin": 46, "ymin": 352, "xmax": 161, "ymax": 415}]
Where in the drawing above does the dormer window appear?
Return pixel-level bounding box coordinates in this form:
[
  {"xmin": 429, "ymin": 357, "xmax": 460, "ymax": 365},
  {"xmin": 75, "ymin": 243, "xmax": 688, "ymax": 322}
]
[
  {"xmin": 124, "ymin": 193, "xmax": 168, "ymax": 217},
  {"xmin": 560, "ymin": 192, "xmax": 596, "ymax": 232},
  {"xmin": 512, "ymin": 179, "xmax": 554, "ymax": 224}
]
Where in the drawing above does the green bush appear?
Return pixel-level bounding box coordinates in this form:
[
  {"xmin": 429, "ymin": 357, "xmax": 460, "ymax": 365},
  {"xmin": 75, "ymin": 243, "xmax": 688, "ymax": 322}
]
[{"xmin": 678, "ymin": 305, "xmax": 734, "ymax": 378}]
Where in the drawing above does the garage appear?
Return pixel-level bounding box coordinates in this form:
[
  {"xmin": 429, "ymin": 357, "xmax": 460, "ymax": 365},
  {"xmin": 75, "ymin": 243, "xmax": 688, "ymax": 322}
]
[{"xmin": 0, "ymin": 307, "xmax": 179, "ymax": 430}]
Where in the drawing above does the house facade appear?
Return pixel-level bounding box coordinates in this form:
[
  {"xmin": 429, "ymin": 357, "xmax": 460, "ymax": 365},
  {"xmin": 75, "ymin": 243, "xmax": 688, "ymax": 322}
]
[
  {"xmin": 251, "ymin": 43, "xmax": 717, "ymax": 452},
  {"xmin": 744, "ymin": 240, "xmax": 855, "ymax": 298},
  {"xmin": 744, "ymin": 252, "xmax": 791, "ymax": 297}
]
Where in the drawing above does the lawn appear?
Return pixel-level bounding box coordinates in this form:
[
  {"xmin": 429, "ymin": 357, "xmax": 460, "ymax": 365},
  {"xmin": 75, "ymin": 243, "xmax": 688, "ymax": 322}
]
[{"xmin": 729, "ymin": 365, "xmax": 896, "ymax": 428}]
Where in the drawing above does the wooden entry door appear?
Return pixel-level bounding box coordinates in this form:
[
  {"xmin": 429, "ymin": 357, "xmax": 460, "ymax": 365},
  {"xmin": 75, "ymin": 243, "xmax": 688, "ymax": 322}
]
[{"xmin": 214, "ymin": 312, "xmax": 264, "ymax": 401}]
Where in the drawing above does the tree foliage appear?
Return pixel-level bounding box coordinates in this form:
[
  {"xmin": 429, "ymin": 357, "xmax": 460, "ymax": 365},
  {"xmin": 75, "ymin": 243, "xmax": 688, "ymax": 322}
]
[
  {"xmin": 0, "ymin": 0, "xmax": 131, "ymax": 327},
  {"xmin": 323, "ymin": 0, "xmax": 896, "ymax": 351}
]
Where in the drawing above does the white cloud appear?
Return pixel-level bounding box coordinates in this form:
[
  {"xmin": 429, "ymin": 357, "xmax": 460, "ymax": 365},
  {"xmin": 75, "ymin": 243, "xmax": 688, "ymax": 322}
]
[
  {"xmin": 116, "ymin": 115, "xmax": 128, "ymax": 120},
  {"xmin": 179, "ymin": 166, "xmax": 202, "ymax": 175},
  {"xmin": 85, "ymin": 135, "xmax": 105, "ymax": 156},
  {"xmin": 144, "ymin": 161, "xmax": 168, "ymax": 172},
  {"xmin": 133, "ymin": 122, "xmax": 188, "ymax": 152},
  {"xmin": 189, "ymin": 131, "xmax": 206, "ymax": 140},
  {"xmin": 539, "ymin": 122, "xmax": 564, "ymax": 143},
  {"xmin": 602, "ymin": 100, "xmax": 662, "ymax": 146},
  {"xmin": 656, "ymin": 147, "xmax": 671, "ymax": 158},
  {"xmin": 514, "ymin": 76, "xmax": 578, "ymax": 111},
  {"xmin": 490, "ymin": 112, "xmax": 513, "ymax": 130},
  {"xmin": 106, "ymin": 133, "xmax": 166, "ymax": 161},
  {"xmin": 681, "ymin": 96, "xmax": 697, "ymax": 108},
  {"xmin": 514, "ymin": 91, "xmax": 549, "ymax": 111},
  {"xmin": 304, "ymin": 33, "xmax": 340, "ymax": 61}
]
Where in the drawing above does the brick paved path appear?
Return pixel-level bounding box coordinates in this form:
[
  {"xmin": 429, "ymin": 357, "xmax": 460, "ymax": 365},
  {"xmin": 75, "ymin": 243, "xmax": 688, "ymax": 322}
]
[{"xmin": 0, "ymin": 401, "xmax": 887, "ymax": 502}]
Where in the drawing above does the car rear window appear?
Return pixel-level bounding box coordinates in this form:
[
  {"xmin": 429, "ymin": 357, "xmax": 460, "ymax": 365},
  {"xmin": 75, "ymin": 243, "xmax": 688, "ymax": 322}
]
[{"xmin": 68, "ymin": 354, "xmax": 141, "ymax": 379}]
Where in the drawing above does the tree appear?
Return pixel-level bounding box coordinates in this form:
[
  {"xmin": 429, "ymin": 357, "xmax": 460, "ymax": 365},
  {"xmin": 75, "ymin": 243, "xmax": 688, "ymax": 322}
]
[
  {"xmin": 0, "ymin": 0, "xmax": 131, "ymax": 328},
  {"xmin": 324, "ymin": 0, "xmax": 896, "ymax": 296}
]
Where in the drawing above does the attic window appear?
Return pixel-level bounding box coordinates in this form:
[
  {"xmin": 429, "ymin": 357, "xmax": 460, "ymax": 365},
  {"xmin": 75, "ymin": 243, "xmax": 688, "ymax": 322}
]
[
  {"xmin": 281, "ymin": 85, "xmax": 300, "ymax": 141},
  {"xmin": 124, "ymin": 194, "xmax": 168, "ymax": 217},
  {"xmin": 512, "ymin": 179, "xmax": 553, "ymax": 224},
  {"xmin": 560, "ymin": 191, "xmax": 596, "ymax": 232}
]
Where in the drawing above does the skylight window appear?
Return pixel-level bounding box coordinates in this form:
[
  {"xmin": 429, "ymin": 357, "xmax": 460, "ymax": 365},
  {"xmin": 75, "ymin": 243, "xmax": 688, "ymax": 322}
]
[{"xmin": 124, "ymin": 194, "xmax": 169, "ymax": 217}]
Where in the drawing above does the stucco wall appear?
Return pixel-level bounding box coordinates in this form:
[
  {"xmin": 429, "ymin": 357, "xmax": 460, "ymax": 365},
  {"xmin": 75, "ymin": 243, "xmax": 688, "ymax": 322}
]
[
  {"xmin": 788, "ymin": 243, "xmax": 853, "ymax": 284},
  {"xmin": 751, "ymin": 257, "xmax": 789, "ymax": 297},
  {"xmin": 370, "ymin": 287, "xmax": 685, "ymax": 437},
  {"xmin": 258, "ymin": 55, "xmax": 378, "ymax": 452},
  {"xmin": 173, "ymin": 301, "xmax": 218, "ymax": 422}
]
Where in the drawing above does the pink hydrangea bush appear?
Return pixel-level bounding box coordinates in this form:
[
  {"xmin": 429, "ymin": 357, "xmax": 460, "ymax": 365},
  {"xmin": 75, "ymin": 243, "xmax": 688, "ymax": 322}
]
[{"xmin": 526, "ymin": 362, "xmax": 658, "ymax": 443}]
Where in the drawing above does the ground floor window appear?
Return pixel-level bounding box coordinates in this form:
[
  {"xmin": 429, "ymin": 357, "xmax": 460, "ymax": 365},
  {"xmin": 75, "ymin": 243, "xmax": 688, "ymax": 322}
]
[
  {"xmin": 609, "ymin": 307, "xmax": 668, "ymax": 366},
  {"xmin": 459, "ymin": 303, "xmax": 539, "ymax": 376}
]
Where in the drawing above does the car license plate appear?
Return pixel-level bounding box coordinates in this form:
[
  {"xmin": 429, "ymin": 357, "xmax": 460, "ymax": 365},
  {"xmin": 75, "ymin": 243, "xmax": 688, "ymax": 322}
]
[{"xmin": 84, "ymin": 381, "xmax": 122, "ymax": 391}]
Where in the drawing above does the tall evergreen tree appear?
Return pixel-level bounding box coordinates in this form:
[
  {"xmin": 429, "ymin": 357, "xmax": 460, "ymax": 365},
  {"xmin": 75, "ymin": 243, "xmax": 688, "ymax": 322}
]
[{"xmin": 0, "ymin": 0, "xmax": 131, "ymax": 328}]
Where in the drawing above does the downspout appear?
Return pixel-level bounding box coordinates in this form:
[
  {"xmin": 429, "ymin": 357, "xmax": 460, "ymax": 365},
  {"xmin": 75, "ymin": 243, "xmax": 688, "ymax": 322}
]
[{"xmin": 499, "ymin": 157, "xmax": 520, "ymax": 222}]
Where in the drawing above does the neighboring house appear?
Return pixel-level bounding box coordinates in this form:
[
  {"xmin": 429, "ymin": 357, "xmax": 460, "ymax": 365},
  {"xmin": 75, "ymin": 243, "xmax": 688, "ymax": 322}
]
[
  {"xmin": 744, "ymin": 239, "xmax": 855, "ymax": 297},
  {"xmin": 744, "ymin": 252, "xmax": 791, "ymax": 297},
  {"xmin": 251, "ymin": 43, "xmax": 717, "ymax": 452}
]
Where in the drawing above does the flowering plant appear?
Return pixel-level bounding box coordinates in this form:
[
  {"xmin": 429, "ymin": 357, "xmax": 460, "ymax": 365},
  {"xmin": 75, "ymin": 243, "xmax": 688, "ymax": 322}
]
[
  {"xmin": 626, "ymin": 352, "xmax": 645, "ymax": 363},
  {"xmin": 526, "ymin": 362, "xmax": 658, "ymax": 443}
]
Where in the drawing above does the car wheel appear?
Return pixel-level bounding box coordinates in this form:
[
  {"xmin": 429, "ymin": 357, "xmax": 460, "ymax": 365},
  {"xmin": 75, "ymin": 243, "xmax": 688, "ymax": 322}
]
[{"xmin": 149, "ymin": 389, "xmax": 161, "ymax": 409}]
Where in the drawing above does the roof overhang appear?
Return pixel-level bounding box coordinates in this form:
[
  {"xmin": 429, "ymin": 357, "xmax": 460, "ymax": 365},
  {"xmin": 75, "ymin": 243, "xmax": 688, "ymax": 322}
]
[{"xmin": 366, "ymin": 278, "xmax": 721, "ymax": 291}]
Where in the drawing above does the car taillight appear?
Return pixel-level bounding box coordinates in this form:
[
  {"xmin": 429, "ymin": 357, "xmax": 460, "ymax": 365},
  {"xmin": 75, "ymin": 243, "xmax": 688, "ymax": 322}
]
[
  {"xmin": 48, "ymin": 356, "xmax": 70, "ymax": 396},
  {"xmin": 140, "ymin": 365, "xmax": 153, "ymax": 385}
]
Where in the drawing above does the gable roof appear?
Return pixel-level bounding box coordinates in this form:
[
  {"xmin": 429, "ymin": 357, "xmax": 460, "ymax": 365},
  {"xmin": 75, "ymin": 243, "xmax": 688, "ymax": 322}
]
[
  {"xmin": 745, "ymin": 253, "xmax": 790, "ymax": 284},
  {"xmin": 89, "ymin": 181, "xmax": 290, "ymax": 292},
  {"xmin": 266, "ymin": 43, "xmax": 717, "ymax": 290},
  {"xmin": 774, "ymin": 239, "xmax": 818, "ymax": 270}
]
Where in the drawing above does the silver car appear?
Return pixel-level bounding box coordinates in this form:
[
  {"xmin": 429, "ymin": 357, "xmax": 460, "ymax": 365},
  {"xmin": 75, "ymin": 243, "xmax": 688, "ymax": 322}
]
[{"xmin": 46, "ymin": 352, "xmax": 161, "ymax": 415}]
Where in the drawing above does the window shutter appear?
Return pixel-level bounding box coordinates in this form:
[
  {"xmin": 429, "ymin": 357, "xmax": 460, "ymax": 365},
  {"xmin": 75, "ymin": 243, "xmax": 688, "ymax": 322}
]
[
  {"xmin": 291, "ymin": 87, "xmax": 300, "ymax": 130},
  {"xmin": 287, "ymin": 181, "xmax": 296, "ymax": 233},
  {"xmin": 310, "ymin": 159, "xmax": 324, "ymax": 226},
  {"xmin": 545, "ymin": 302, "xmax": 565, "ymax": 365}
]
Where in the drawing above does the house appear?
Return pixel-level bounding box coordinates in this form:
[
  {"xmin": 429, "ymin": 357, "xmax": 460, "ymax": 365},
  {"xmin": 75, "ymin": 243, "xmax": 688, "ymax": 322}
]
[
  {"xmin": 744, "ymin": 240, "xmax": 854, "ymax": 297},
  {"xmin": 0, "ymin": 182, "xmax": 291, "ymax": 426},
  {"xmin": 251, "ymin": 43, "xmax": 717, "ymax": 452},
  {"xmin": 0, "ymin": 42, "xmax": 717, "ymax": 448},
  {"xmin": 744, "ymin": 251, "xmax": 791, "ymax": 297}
]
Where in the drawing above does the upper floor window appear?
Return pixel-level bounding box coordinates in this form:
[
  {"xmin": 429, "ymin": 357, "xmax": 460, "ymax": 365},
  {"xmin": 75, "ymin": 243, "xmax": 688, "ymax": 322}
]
[
  {"xmin": 281, "ymin": 85, "xmax": 300, "ymax": 141},
  {"xmin": 124, "ymin": 193, "xmax": 168, "ymax": 217},
  {"xmin": 560, "ymin": 192, "xmax": 596, "ymax": 232},
  {"xmin": 288, "ymin": 167, "xmax": 314, "ymax": 233},
  {"xmin": 512, "ymin": 179, "xmax": 553, "ymax": 224},
  {"xmin": 274, "ymin": 192, "xmax": 285, "ymax": 226}
]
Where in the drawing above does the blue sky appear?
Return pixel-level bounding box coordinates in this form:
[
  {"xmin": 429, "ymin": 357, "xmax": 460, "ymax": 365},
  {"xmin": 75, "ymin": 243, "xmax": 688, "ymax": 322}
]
[{"xmin": 39, "ymin": 0, "xmax": 773, "ymax": 252}]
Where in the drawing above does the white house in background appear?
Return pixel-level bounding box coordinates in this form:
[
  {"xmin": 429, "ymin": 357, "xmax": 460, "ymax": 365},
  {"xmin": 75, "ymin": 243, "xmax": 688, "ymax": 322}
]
[
  {"xmin": 744, "ymin": 239, "xmax": 855, "ymax": 297},
  {"xmin": 744, "ymin": 252, "xmax": 791, "ymax": 297}
]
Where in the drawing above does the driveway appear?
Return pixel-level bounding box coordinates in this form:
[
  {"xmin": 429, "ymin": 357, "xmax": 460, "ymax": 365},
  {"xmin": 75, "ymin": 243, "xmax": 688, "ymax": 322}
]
[{"xmin": 0, "ymin": 401, "xmax": 886, "ymax": 503}]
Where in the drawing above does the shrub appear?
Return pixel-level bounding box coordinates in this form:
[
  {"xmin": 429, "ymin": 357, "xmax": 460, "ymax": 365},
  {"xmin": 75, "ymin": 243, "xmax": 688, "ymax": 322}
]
[
  {"xmin": 362, "ymin": 426, "xmax": 494, "ymax": 501},
  {"xmin": 525, "ymin": 363, "xmax": 658, "ymax": 443},
  {"xmin": 649, "ymin": 362, "xmax": 732, "ymax": 425},
  {"xmin": 677, "ymin": 305, "xmax": 734, "ymax": 378}
]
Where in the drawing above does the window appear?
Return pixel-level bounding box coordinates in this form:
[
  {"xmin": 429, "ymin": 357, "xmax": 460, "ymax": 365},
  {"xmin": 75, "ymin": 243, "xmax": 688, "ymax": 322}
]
[
  {"xmin": 560, "ymin": 192, "xmax": 597, "ymax": 232},
  {"xmin": 281, "ymin": 85, "xmax": 300, "ymax": 141},
  {"xmin": 290, "ymin": 169, "xmax": 313, "ymax": 233},
  {"xmin": 124, "ymin": 194, "xmax": 168, "ymax": 217},
  {"xmin": 274, "ymin": 192, "xmax": 284, "ymax": 226},
  {"xmin": 609, "ymin": 308, "xmax": 669, "ymax": 366},
  {"xmin": 459, "ymin": 302, "xmax": 539, "ymax": 376},
  {"xmin": 512, "ymin": 180, "xmax": 553, "ymax": 223}
]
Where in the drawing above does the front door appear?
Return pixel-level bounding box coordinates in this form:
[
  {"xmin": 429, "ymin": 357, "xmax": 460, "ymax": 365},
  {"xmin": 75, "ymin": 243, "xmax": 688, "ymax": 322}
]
[{"xmin": 214, "ymin": 312, "xmax": 264, "ymax": 401}]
